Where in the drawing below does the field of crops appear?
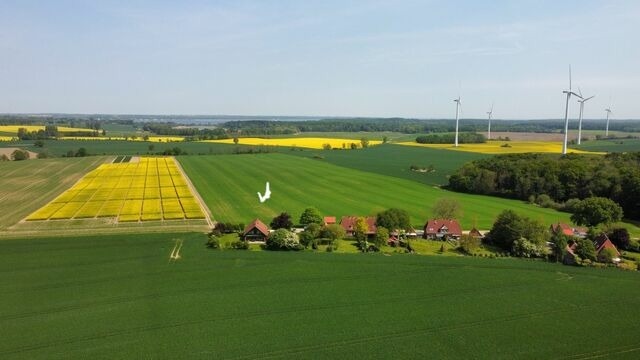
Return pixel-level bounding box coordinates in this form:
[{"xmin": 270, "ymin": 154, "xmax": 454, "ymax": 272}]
[
  {"xmin": 25, "ymin": 157, "xmax": 204, "ymax": 222},
  {"xmin": 0, "ymin": 125, "xmax": 95, "ymax": 134},
  {"xmin": 204, "ymin": 137, "xmax": 383, "ymax": 149},
  {"xmin": 573, "ymin": 138, "xmax": 640, "ymax": 153},
  {"xmin": 1, "ymin": 232, "xmax": 639, "ymax": 359},
  {"xmin": 60, "ymin": 136, "xmax": 185, "ymax": 142},
  {"xmin": 397, "ymin": 140, "xmax": 600, "ymax": 154},
  {"xmin": 179, "ymin": 153, "xmax": 578, "ymax": 230},
  {"xmin": 290, "ymin": 143, "xmax": 488, "ymax": 186},
  {"xmin": 0, "ymin": 157, "xmax": 107, "ymax": 230}
]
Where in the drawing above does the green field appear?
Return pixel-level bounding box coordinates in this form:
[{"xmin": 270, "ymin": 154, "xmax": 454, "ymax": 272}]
[
  {"xmin": 291, "ymin": 144, "xmax": 487, "ymax": 186},
  {"xmin": 0, "ymin": 139, "xmax": 299, "ymax": 157},
  {"xmin": 0, "ymin": 157, "xmax": 107, "ymax": 230},
  {"xmin": 180, "ymin": 153, "xmax": 575, "ymax": 229},
  {"xmin": 1, "ymin": 232, "xmax": 639, "ymax": 359},
  {"xmin": 573, "ymin": 138, "xmax": 640, "ymax": 153}
]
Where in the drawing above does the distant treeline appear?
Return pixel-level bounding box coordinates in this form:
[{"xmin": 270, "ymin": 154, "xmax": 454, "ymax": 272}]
[
  {"xmin": 0, "ymin": 116, "xmax": 103, "ymax": 131},
  {"xmin": 448, "ymin": 152, "xmax": 640, "ymax": 221},
  {"xmin": 416, "ymin": 133, "xmax": 486, "ymax": 144}
]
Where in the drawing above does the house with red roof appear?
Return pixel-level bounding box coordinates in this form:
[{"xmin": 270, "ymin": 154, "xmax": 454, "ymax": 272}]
[
  {"xmin": 563, "ymin": 233, "xmax": 621, "ymax": 265},
  {"xmin": 593, "ymin": 233, "xmax": 621, "ymax": 261},
  {"xmin": 340, "ymin": 216, "xmax": 377, "ymax": 237},
  {"xmin": 242, "ymin": 219, "xmax": 270, "ymax": 242},
  {"xmin": 550, "ymin": 223, "xmax": 588, "ymax": 238},
  {"xmin": 423, "ymin": 219, "xmax": 462, "ymax": 240},
  {"xmin": 468, "ymin": 227, "xmax": 484, "ymax": 239},
  {"xmin": 323, "ymin": 216, "xmax": 336, "ymax": 226}
]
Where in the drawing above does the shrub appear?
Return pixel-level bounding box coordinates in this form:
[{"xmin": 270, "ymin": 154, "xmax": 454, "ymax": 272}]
[
  {"xmin": 231, "ymin": 240, "xmax": 249, "ymax": 250},
  {"xmin": 206, "ymin": 236, "xmax": 221, "ymax": 249},
  {"xmin": 458, "ymin": 234, "xmax": 481, "ymax": 254},
  {"xmin": 266, "ymin": 228, "xmax": 302, "ymax": 251}
]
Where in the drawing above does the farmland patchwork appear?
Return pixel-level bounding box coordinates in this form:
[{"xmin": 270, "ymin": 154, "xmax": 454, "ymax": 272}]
[{"xmin": 26, "ymin": 157, "xmax": 204, "ymax": 222}]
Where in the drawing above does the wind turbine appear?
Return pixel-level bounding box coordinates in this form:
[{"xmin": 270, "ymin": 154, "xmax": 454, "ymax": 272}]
[
  {"xmin": 605, "ymin": 101, "xmax": 612, "ymax": 137},
  {"xmin": 486, "ymin": 103, "xmax": 494, "ymax": 140},
  {"xmin": 454, "ymin": 96, "xmax": 461, "ymax": 147},
  {"xmin": 576, "ymin": 89, "xmax": 595, "ymax": 145},
  {"xmin": 561, "ymin": 66, "xmax": 582, "ymax": 155}
]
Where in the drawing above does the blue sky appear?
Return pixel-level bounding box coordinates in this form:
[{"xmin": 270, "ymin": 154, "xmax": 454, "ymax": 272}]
[{"xmin": 1, "ymin": 0, "xmax": 638, "ymax": 119}]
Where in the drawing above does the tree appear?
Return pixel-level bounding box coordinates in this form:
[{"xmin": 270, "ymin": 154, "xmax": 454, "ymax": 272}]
[
  {"xmin": 36, "ymin": 151, "xmax": 50, "ymax": 159},
  {"xmin": 34, "ymin": 140, "xmax": 44, "ymax": 148},
  {"xmin": 320, "ymin": 224, "xmax": 345, "ymax": 242},
  {"xmin": 432, "ymin": 198, "xmax": 462, "ymax": 220},
  {"xmin": 299, "ymin": 223, "xmax": 321, "ymax": 248},
  {"xmin": 143, "ymin": 135, "xmax": 150, "ymax": 141},
  {"xmin": 0, "ymin": 154, "xmax": 9, "ymax": 161},
  {"xmin": 148, "ymin": 144, "xmax": 155, "ymax": 152},
  {"xmin": 11, "ymin": 149, "xmax": 29, "ymax": 161},
  {"xmin": 570, "ymin": 197, "xmax": 623, "ymax": 227},
  {"xmin": 382, "ymin": 136, "xmax": 388, "ymax": 144},
  {"xmin": 266, "ymin": 228, "xmax": 302, "ymax": 250},
  {"xmin": 549, "ymin": 232, "xmax": 569, "ymax": 263},
  {"xmin": 511, "ymin": 238, "xmax": 545, "ymax": 258},
  {"xmin": 573, "ymin": 237, "xmax": 596, "ymax": 261},
  {"xmin": 270, "ymin": 212, "xmax": 293, "ymax": 230},
  {"xmin": 374, "ymin": 227, "xmax": 389, "ymax": 249},
  {"xmin": 486, "ymin": 210, "xmax": 524, "ymax": 251},
  {"xmin": 598, "ymin": 247, "xmax": 618, "ymax": 263},
  {"xmin": 608, "ymin": 228, "xmax": 630, "ymax": 250},
  {"xmin": 233, "ymin": 137, "xmax": 239, "ymax": 145},
  {"xmin": 458, "ymin": 234, "xmax": 481, "ymax": 254},
  {"xmin": 376, "ymin": 208, "xmax": 411, "ymax": 231},
  {"xmin": 353, "ymin": 217, "xmax": 369, "ymax": 250},
  {"xmin": 299, "ymin": 207, "xmax": 323, "ymax": 226},
  {"xmin": 75, "ymin": 147, "xmax": 87, "ymax": 157},
  {"xmin": 360, "ymin": 138, "xmax": 369, "ymax": 148}
]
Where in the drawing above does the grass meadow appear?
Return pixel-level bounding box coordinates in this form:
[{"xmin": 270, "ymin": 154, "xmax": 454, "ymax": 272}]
[
  {"xmin": 573, "ymin": 138, "xmax": 640, "ymax": 153},
  {"xmin": 179, "ymin": 153, "xmax": 577, "ymax": 230},
  {"xmin": 1, "ymin": 232, "xmax": 639, "ymax": 359}
]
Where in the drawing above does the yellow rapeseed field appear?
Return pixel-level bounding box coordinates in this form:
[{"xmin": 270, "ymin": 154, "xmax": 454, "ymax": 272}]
[
  {"xmin": 0, "ymin": 125, "xmax": 96, "ymax": 134},
  {"xmin": 0, "ymin": 136, "xmax": 17, "ymax": 141},
  {"xmin": 203, "ymin": 137, "xmax": 382, "ymax": 149},
  {"xmin": 26, "ymin": 157, "xmax": 204, "ymax": 222},
  {"xmin": 397, "ymin": 141, "xmax": 601, "ymax": 154}
]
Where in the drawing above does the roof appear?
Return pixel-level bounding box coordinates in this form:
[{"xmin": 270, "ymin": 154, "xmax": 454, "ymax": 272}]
[
  {"xmin": 424, "ymin": 219, "xmax": 462, "ymax": 236},
  {"xmin": 469, "ymin": 227, "xmax": 483, "ymax": 237},
  {"xmin": 340, "ymin": 216, "xmax": 377, "ymax": 234},
  {"xmin": 242, "ymin": 219, "xmax": 270, "ymax": 237},
  {"xmin": 551, "ymin": 223, "xmax": 588, "ymax": 237},
  {"xmin": 593, "ymin": 233, "xmax": 620, "ymax": 256},
  {"xmin": 323, "ymin": 216, "xmax": 336, "ymax": 225}
]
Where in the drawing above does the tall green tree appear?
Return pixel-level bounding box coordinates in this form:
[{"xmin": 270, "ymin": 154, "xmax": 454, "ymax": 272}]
[
  {"xmin": 376, "ymin": 208, "xmax": 411, "ymax": 231},
  {"xmin": 431, "ymin": 198, "xmax": 462, "ymax": 219},
  {"xmin": 270, "ymin": 212, "xmax": 293, "ymax": 230},
  {"xmin": 299, "ymin": 207, "xmax": 323, "ymax": 226},
  {"xmin": 570, "ymin": 197, "xmax": 623, "ymax": 227}
]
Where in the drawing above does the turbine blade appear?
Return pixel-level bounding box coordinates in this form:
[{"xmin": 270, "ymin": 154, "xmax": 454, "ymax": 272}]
[
  {"xmin": 569, "ymin": 65, "xmax": 572, "ymax": 91},
  {"xmin": 578, "ymin": 87, "xmax": 583, "ymax": 98}
]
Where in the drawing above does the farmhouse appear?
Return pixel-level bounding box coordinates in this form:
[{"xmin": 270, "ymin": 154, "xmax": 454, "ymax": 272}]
[
  {"xmin": 242, "ymin": 219, "xmax": 270, "ymax": 242},
  {"xmin": 340, "ymin": 216, "xmax": 377, "ymax": 237},
  {"xmin": 423, "ymin": 219, "xmax": 462, "ymax": 240},
  {"xmin": 593, "ymin": 233, "xmax": 621, "ymax": 261},
  {"xmin": 550, "ymin": 223, "xmax": 588, "ymax": 238},
  {"xmin": 468, "ymin": 227, "xmax": 484, "ymax": 239},
  {"xmin": 563, "ymin": 233, "xmax": 621, "ymax": 265}
]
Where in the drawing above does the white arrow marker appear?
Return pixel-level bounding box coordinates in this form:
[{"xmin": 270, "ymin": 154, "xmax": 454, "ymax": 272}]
[{"xmin": 257, "ymin": 181, "xmax": 271, "ymax": 203}]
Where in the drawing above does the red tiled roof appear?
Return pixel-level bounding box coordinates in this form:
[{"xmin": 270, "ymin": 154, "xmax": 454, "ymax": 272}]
[
  {"xmin": 323, "ymin": 216, "xmax": 336, "ymax": 225},
  {"xmin": 469, "ymin": 228, "xmax": 483, "ymax": 237},
  {"xmin": 424, "ymin": 219, "xmax": 462, "ymax": 236},
  {"xmin": 242, "ymin": 219, "xmax": 270, "ymax": 237},
  {"xmin": 551, "ymin": 223, "xmax": 588, "ymax": 237},
  {"xmin": 340, "ymin": 216, "xmax": 377, "ymax": 234},
  {"xmin": 593, "ymin": 233, "xmax": 620, "ymax": 256}
]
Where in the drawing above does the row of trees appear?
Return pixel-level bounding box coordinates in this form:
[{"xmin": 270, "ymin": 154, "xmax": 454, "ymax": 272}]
[
  {"xmin": 416, "ymin": 132, "xmax": 486, "ymax": 144},
  {"xmin": 448, "ymin": 153, "xmax": 640, "ymax": 220}
]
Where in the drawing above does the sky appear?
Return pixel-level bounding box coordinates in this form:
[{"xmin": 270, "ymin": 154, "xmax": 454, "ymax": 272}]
[{"xmin": 1, "ymin": 0, "xmax": 639, "ymax": 119}]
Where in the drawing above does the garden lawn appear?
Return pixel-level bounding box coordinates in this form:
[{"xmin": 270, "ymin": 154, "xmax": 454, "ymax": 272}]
[
  {"xmin": 179, "ymin": 153, "xmax": 576, "ymax": 230},
  {"xmin": 1, "ymin": 232, "xmax": 640, "ymax": 359}
]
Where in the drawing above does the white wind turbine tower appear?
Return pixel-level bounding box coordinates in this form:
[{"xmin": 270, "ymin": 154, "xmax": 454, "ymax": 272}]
[
  {"xmin": 605, "ymin": 101, "xmax": 612, "ymax": 137},
  {"xmin": 561, "ymin": 66, "xmax": 582, "ymax": 155},
  {"xmin": 576, "ymin": 89, "xmax": 595, "ymax": 145},
  {"xmin": 486, "ymin": 103, "xmax": 494, "ymax": 140},
  {"xmin": 454, "ymin": 96, "xmax": 461, "ymax": 147}
]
